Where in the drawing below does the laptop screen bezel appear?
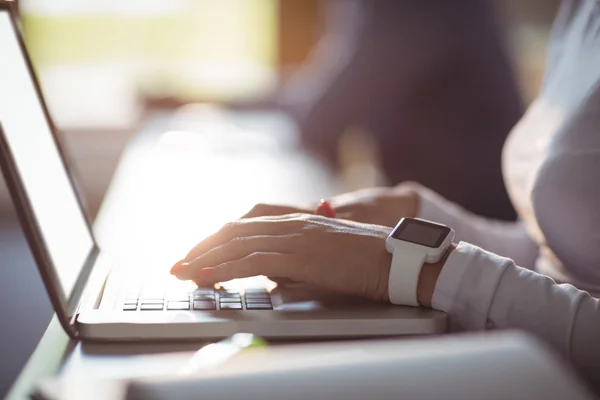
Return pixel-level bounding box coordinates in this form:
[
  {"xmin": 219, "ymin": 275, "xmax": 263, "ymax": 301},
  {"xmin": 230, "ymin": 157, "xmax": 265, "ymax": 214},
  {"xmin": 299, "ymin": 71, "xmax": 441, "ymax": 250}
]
[{"xmin": 0, "ymin": 3, "xmax": 99, "ymax": 338}]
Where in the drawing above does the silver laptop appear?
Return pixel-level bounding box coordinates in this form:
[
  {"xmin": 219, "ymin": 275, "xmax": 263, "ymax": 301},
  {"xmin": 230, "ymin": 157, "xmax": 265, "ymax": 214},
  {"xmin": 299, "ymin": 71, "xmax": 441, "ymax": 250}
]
[{"xmin": 0, "ymin": 5, "xmax": 445, "ymax": 341}]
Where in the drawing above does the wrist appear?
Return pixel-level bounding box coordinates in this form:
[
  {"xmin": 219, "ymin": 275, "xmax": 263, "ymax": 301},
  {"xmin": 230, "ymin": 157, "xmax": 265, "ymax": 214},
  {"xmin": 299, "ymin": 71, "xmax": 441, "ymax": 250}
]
[{"xmin": 417, "ymin": 243, "xmax": 457, "ymax": 307}]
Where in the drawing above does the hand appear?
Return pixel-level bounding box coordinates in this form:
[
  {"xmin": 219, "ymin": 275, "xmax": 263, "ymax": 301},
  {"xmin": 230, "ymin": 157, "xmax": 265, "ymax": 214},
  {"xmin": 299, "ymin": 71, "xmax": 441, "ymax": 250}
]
[
  {"xmin": 171, "ymin": 214, "xmax": 393, "ymax": 301},
  {"xmin": 241, "ymin": 204, "xmax": 312, "ymax": 218},
  {"xmin": 328, "ymin": 184, "xmax": 419, "ymax": 226},
  {"xmin": 241, "ymin": 182, "xmax": 421, "ymax": 227}
]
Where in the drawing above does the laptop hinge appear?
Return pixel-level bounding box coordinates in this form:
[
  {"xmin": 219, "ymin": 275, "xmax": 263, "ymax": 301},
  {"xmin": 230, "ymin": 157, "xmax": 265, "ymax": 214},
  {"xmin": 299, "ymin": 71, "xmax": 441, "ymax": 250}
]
[
  {"xmin": 69, "ymin": 257, "xmax": 112, "ymax": 332},
  {"xmin": 66, "ymin": 246, "xmax": 100, "ymax": 319},
  {"xmin": 69, "ymin": 312, "xmax": 80, "ymax": 338}
]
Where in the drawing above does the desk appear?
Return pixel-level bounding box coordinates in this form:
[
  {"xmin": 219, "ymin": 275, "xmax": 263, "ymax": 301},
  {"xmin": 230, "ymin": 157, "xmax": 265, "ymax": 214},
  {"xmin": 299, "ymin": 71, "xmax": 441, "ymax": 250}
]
[{"xmin": 7, "ymin": 109, "xmax": 342, "ymax": 399}]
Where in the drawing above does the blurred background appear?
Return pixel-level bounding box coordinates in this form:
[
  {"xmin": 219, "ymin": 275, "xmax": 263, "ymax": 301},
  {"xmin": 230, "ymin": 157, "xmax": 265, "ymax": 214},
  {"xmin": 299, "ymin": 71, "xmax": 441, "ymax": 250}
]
[
  {"xmin": 1, "ymin": 0, "xmax": 560, "ymax": 218},
  {"xmin": 0, "ymin": 0, "xmax": 561, "ymax": 396}
]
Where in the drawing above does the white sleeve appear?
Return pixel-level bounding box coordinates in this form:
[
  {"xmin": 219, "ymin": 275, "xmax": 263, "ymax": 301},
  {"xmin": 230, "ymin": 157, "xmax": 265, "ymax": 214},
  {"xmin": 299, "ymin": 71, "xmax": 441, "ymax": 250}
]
[
  {"xmin": 432, "ymin": 242, "xmax": 600, "ymax": 391},
  {"xmin": 417, "ymin": 186, "xmax": 539, "ymax": 269}
]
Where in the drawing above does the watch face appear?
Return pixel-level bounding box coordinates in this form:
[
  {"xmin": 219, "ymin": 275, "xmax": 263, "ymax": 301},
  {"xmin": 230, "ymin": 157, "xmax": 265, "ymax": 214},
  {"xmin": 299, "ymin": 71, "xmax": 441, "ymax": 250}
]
[{"xmin": 391, "ymin": 218, "xmax": 451, "ymax": 248}]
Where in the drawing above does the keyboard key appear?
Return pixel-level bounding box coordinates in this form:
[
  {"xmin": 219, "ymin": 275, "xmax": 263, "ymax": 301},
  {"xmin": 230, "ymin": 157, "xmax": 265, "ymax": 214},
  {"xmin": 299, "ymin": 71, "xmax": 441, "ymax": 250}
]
[
  {"xmin": 194, "ymin": 288, "xmax": 216, "ymax": 296},
  {"xmin": 167, "ymin": 301, "xmax": 190, "ymax": 310},
  {"xmin": 220, "ymin": 303, "xmax": 243, "ymax": 310},
  {"xmin": 219, "ymin": 295, "xmax": 241, "ymax": 300},
  {"xmin": 245, "ymin": 289, "xmax": 268, "ymax": 294},
  {"xmin": 245, "ymin": 296, "xmax": 271, "ymax": 303},
  {"xmin": 246, "ymin": 303, "xmax": 273, "ymax": 310},
  {"xmin": 166, "ymin": 294, "xmax": 190, "ymax": 302},
  {"xmin": 123, "ymin": 304, "xmax": 137, "ymax": 311},
  {"xmin": 245, "ymin": 289, "xmax": 269, "ymax": 294},
  {"xmin": 245, "ymin": 289, "xmax": 269, "ymax": 295},
  {"xmin": 193, "ymin": 293, "xmax": 215, "ymax": 301},
  {"xmin": 246, "ymin": 302, "xmax": 272, "ymax": 308},
  {"xmin": 125, "ymin": 297, "xmax": 139, "ymax": 303},
  {"xmin": 140, "ymin": 303, "xmax": 163, "ymax": 311},
  {"xmin": 220, "ymin": 293, "xmax": 241, "ymax": 299},
  {"xmin": 140, "ymin": 298, "xmax": 164, "ymax": 304},
  {"xmin": 246, "ymin": 293, "xmax": 271, "ymax": 299},
  {"xmin": 245, "ymin": 294, "xmax": 271, "ymax": 301},
  {"xmin": 219, "ymin": 297, "xmax": 243, "ymax": 303},
  {"xmin": 193, "ymin": 300, "xmax": 216, "ymax": 310},
  {"xmin": 219, "ymin": 288, "xmax": 240, "ymax": 295}
]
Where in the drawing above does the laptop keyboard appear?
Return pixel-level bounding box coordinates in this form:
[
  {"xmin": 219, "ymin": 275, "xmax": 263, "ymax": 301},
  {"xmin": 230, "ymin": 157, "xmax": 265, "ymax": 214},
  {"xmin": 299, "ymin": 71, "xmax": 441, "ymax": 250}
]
[{"xmin": 122, "ymin": 286, "xmax": 273, "ymax": 312}]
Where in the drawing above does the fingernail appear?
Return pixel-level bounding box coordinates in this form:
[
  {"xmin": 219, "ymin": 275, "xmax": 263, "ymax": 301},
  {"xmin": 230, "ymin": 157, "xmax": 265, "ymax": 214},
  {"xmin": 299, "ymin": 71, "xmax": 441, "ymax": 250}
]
[
  {"xmin": 315, "ymin": 199, "xmax": 336, "ymax": 218},
  {"xmin": 314, "ymin": 204, "xmax": 327, "ymax": 216}
]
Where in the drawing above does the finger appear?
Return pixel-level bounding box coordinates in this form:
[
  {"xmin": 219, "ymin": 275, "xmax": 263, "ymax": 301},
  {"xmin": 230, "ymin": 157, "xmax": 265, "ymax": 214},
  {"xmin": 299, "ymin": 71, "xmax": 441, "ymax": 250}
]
[
  {"xmin": 241, "ymin": 204, "xmax": 309, "ymax": 219},
  {"xmin": 184, "ymin": 217, "xmax": 302, "ymax": 261},
  {"xmin": 170, "ymin": 259, "xmax": 188, "ymax": 275},
  {"xmin": 336, "ymin": 211, "xmax": 362, "ymax": 223},
  {"xmin": 193, "ymin": 252, "xmax": 300, "ymax": 285},
  {"xmin": 178, "ymin": 234, "xmax": 298, "ymax": 279}
]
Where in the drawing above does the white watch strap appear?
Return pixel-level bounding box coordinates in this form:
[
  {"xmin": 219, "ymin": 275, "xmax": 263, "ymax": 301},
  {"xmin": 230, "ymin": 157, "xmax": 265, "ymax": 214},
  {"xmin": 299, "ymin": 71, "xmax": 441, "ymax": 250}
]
[{"xmin": 388, "ymin": 250, "xmax": 426, "ymax": 306}]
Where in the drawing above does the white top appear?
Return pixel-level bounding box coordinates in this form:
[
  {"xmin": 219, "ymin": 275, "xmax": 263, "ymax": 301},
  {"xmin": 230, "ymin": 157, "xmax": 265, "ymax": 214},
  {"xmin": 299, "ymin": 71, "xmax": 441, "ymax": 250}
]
[{"xmin": 412, "ymin": 0, "xmax": 600, "ymax": 390}]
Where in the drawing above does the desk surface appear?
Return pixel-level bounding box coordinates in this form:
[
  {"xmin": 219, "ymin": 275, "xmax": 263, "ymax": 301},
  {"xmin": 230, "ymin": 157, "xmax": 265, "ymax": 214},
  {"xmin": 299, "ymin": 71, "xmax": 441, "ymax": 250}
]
[{"xmin": 8, "ymin": 109, "xmax": 342, "ymax": 399}]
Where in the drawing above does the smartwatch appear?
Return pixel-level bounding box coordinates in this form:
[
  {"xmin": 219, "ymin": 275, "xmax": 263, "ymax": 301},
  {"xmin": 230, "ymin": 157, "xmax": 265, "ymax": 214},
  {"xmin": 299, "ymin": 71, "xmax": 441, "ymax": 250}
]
[{"xmin": 386, "ymin": 218, "xmax": 454, "ymax": 306}]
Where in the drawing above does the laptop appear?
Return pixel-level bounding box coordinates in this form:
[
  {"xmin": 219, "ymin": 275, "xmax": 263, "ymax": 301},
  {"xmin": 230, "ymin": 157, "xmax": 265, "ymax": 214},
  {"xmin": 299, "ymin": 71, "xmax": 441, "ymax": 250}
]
[{"xmin": 0, "ymin": 4, "xmax": 445, "ymax": 341}]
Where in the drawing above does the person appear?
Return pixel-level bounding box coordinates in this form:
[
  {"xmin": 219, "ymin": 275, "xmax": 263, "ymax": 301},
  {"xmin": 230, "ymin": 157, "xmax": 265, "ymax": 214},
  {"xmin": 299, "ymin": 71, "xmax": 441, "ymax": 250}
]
[
  {"xmin": 171, "ymin": 0, "xmax": 600, "ymax": 392},
  {"xmin": 249, "ymin": 0, "xmax": 523, "ymax": 221}
]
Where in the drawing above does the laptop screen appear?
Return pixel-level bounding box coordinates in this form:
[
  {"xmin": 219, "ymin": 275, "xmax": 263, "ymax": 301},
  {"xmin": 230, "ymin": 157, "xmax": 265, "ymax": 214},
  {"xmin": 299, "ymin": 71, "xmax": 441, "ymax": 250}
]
[{"xmin": 0, "ymin": 11, "xmax": 94, "ymax": 298}]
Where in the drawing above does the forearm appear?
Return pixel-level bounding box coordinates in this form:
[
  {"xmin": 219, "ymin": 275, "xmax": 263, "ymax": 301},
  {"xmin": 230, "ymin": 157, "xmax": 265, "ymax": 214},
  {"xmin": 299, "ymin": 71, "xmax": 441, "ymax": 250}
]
[
  {"xmin": 408, "ymin": 184, "xmax": 538, "ymax": 268},
  {"xmin": 416, "ymin": 242, "xmax": 600, "ymax": 391}
]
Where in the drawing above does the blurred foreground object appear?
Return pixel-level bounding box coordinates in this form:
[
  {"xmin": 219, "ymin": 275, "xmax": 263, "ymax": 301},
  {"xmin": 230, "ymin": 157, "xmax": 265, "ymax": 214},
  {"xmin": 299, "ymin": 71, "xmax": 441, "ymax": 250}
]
[{"xmin": 34, "ymin": 332, "xmax": 597, "ymax": 400}]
